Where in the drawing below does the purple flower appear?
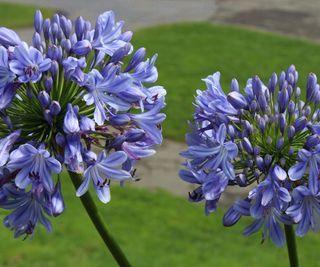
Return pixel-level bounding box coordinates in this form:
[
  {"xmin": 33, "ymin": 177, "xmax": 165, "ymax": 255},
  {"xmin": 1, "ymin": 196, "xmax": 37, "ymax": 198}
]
[
  {"xmin": 286, "ymin": 186, "xmax": 320, "ymax": 236},
  {"xmin": 0, "ymin": 46, "xmax": 15, "ymax": 89},
  {"xmin": 92, "ymin": 11, "xmax": 127, "ymax": 56},
  {"xmin": 183, "ymin": 124, "xmax": 238, "ymax": 180},
  {"xmin": 0, "ymin": 130, "xmax": 20, "ymax": 167},
  {"xmin": 0, "ymin": 182, "xmax": 53, "ymax": 238},
  {"xmin": 7, "ymin": 144, "xmax": 61, "ymax": 192},
  {"xmin": 83, "ymin": 68, "xmax": 132, "ymax": 125},
  {"xmin": 76, "ymin": 151, "xmax": 131, "ymax": 203},
  {"xmin": 0, "ymin": 27, "xmax": 21, "ymax": 47},
  {"xmin": 130, "ymin": 98, "xmax": 166, "ymax": 144},
  {"xmin": 9, "ymin": 43, "xmax": 51, "ymax": 83},
  {"xmin": 288, "ymin": 147, "xmax": 320, "ymax": 195}
]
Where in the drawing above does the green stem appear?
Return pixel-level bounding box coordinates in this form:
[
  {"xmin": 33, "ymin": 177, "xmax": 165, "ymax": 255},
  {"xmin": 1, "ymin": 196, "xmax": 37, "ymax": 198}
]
[
  {"xmin": 68, "ymin": 171, "xmax": 132, "ymax": 267},
  {"xmin": 284, "ymin": 224, "xmax": 299, "ymax": 267}
]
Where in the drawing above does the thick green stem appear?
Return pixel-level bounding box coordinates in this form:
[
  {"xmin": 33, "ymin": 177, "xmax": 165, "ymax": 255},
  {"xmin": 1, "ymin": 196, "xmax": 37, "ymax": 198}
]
[
  {"xmin": 68, "ymin": 171, "xmax": 132, "ymax": 267},
  {"xmin": 284, "ymin": 224, "xmax": 299, "ymax": 267}
]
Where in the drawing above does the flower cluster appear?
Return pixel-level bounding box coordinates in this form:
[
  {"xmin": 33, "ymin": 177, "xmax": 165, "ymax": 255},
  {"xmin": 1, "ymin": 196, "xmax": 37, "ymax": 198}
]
[
  {"xmin": 180, "ymin": 65, "xmax": 320, "ymax": 246},
  {"xmin": 0, "ymin": 10, "xmax": 166, "ymax": 238}
]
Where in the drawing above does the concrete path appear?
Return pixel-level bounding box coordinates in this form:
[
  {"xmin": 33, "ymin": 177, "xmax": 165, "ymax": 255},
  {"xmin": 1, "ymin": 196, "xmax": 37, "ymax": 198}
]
[{"xmin": 11, "ymin": 0, "xmax": 320, "ymax": 206}]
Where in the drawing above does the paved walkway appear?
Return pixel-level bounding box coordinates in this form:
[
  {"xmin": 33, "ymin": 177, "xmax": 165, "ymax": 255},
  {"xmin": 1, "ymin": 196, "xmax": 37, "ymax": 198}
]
[{"xmin": 12, "ymin": 0, "xmax": 320, "ymax": 206}]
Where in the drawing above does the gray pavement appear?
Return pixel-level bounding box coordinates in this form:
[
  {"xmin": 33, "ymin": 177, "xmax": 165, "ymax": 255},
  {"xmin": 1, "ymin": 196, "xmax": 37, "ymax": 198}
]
[{"xmin": 11, "ymin": 0, "xmax": 320, "ymax": 207}]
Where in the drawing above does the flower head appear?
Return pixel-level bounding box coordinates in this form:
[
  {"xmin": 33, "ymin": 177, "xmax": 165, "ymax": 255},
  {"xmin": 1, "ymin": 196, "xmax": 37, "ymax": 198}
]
[
  {"xmin": 180, "ymin": 65, "xmax": 320, "ymax": 246},
  {"xmin": 0, "ymin": 9, "xmax": 166, "ymax": 238}
]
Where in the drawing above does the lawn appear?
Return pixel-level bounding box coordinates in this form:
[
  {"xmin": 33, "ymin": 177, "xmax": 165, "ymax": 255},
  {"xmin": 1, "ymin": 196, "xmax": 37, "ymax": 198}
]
[
  {"xmin": 1, "ymin": 172, "xmax": 320, "ymax": 267},
  {"xmin": 132, "ymin": 23, "xmax": 320, "ymax": 141},
  {"xmin": 1, "ymin": 16, "xmax": 320, "ymax": 267},
  {"xmin": 0, "ymin": 2, "xmax": 55, "ymax": 29}
]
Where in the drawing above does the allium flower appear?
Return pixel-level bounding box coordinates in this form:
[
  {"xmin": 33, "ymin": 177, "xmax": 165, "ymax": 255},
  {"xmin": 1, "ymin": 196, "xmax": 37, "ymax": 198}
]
[
  {"xmin": 180, "ymin": 65, "xmax": 320, "ymax": 246},
  {"xmin": 0, "ymin": 10, "xmax": 166, "ymax": 239}
]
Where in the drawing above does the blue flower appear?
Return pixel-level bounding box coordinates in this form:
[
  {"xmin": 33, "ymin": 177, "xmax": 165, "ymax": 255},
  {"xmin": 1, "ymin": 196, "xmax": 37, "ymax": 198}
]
[
  {"xmin": 0, "ymin": 46, "xmax": 15, "ymax": 90},
  {"xmin": 83, "ymin": 68, "xmax": 132, "ymax": 125},
  {"xmin": 7, "ymin": 144, "xmax": 61, "ymax": 192},
  {"xmin": 0, "ymin": 27, "xmax": 21, "ymax": 47},
  {"xmin": 130, "ymin": 97, "xmax": 166, "ymax": 145},
  {"xmin": 76, "ymin": 151, "xmax": 132, "ymax": 203},
  {"xmin": 91, "ymin": 11, "xmax": 127, "ymax": 56},
  {"xmin": 288, "ymin": 147, "xmax": 320, "ymax": 195},
  {"xmin": 183, "ymin": 124, "xmax": 238, "ymax": 180},
  {"xmin": 180, "ymin": 168, "xmax": 229, "ymax": 215},
  {"xmin": 0, "ymin": 182, "xmax": 53, "ymax": 238},
  {"xmin": 0, "ymin": 130, "xmax": 20, "ymax": 167},
  {"xmin": 9, "ymin": 43, "xmax": 51, "ymax": 83},
  {"xmin": 286, "ymin": 186, "xmax": 320, "ymax": 237}
]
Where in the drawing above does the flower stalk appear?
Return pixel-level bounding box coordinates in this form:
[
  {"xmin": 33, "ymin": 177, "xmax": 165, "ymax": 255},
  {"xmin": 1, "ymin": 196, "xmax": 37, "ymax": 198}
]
[
  {"xmin": 284, "ymin": 224, "xmax": 299, "ymax": 267},
  {"xmin": 68, "ymin": 171, "xmax": 132, "ymax": 267}
]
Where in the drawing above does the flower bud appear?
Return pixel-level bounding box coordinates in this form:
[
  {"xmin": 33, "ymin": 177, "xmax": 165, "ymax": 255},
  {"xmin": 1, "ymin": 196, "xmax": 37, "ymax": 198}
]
[
  {"xmin": 268, "ymin": 72, "xmax": 277, "ymax": 94},
  {"xmin": 295, "ymin": 87, "xmax": 301, "ymax": 98},
  {"xmin": 38, "ymin": 90, "xmax": 50, "ymax": 107},
  {"xmin": 253, "ymin": 146, "xmax": 261, "ymax": 156},
  {"xmin": 43, "ymin": 109, "xmax": 53, "ymax": 124},
  {"xmin": 303, "ymin": 106, "xmax": 311, "ymax": 117},
  {"xmin": 0, "ymin": 27, "xmax": 21, "ymax": 47},
  {"xmin": 75, "ymin": 16, "xmax": 85, "ymax": 40},
  {"xmin": 47, "ymin": 45, "xmax": 62, "ymax": 61},
  {"xmin": 52, "ymin": 14, "xmax": 60, "ymax": 27},
  {"xmin": 61, "ymin": 39, "xmax": 72, "ymax": 53},
  {"xmin": 255, "ymin": 156, "xmax": 264, "ymax": 171},
  {"xmin": 264, "ymin": 154, "xmax": 272, "ymax": 166},
  {"xmin": 306, "ymin": 73, "xmax": 317, "ymax": 102},
  {"xmin": 72, "ymin": 40, "xmax": 92, "ymax": 56},
  {"xmin": 110, "ymin": 43, "xmax": 131, "ymax": 63},
  {"xmin": 109, "ymin": 114, "xmax": 131, "ymax": 126},
  {"xmin": 32, "ymin": 32, "xmax": 42, "ymax": 51},
  {"xmin": 120, "ymin": 31, "xmax": 133, "ymax": 42},
  {"xmin": 258, "ymin": 117, "xmax": 266, "ymax": 133},
  {"xmin": 34, "ymin": 10, "xmax": 43, "ymax": 33},
  {"xmin": 51, "ymin": 179, "xmax": 65, "ymax": 217},
  {"xmin": 44, "ymin": 76, "xmax": 53, "ymax": 92},
  {"xmin": 60, "ymin": 16, "xmax": 72, "ymax": 38},
  {"xmin": 223, "ymin": 207, "xmax": 241, "ymax": 226},
  {"xmin": 279, "ymin": 71, "xmax": 285, "ymax": 90},
  {"xmin": 288, "ymin": 126, "xmax": 295, "ymax": 141},
  {"xmin": 51, "ymin": 22, "xmax": 59, "ymax": 41},
  {"xmin": 258, "ymin": 92, "xmax": 268, "ymax": 112},
  {"xmin": 288, "ymin": 100, "xmax": 295, "ymax": 117},
  {"xmin": 278, "ymin": 87, "xmax": 289, "ymax": 113},
  {"xmin": 231, "ymin": 78, "xmax": 239, "ymax": 92},
  {"xmin": 50, "ymin": 60, "xmax": 59, "ymax": 80},
  {"xmin": 125, "ymin": 129, "xmax": 145, "ymax": 142},
  {"xmin": 55, "ymin": 132, "xmax": 65, "ymax": 146},
  {"xmin": 294, "ymin": 116, "xmax": 307, "ymax": 132},
  {"xmin": 80, "ymin": 116, "xmax": 95, "ymax": 132},
  {"xmin": 236, "ymin": 174, "xmax": 247, "ymax": 187},
  {"xmin": 242, "ymin": 137, "xmax": 253, "ymax": 154},
  {"xmin": 125, "ymin": 47, "xmax": 146, "ymax": 72},
  {"xmin": 227, "ymin": 91, "xmax": 247, "ymax": 109},
  {"xmin": 50, "ymin": 101, "xmax": 61, "ymax": 116},
  {"xmin": 227, "ymin": 124, "xmax": 235, "ymax": 138},
  {"xmin": 304, "ymin": 135, "xmax": 320, "ymax": 149},
  {"xmin": 249, "ymin": 100, "xmax": 257, "ymax": 113},
  {"xmin": 276, "ymin": 137, "xmax": 284, "ymax": 150}
]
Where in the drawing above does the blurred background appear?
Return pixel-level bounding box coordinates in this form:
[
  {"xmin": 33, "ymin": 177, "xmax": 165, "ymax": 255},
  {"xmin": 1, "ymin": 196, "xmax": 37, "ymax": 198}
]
[{"xmin": 1, "ymin": 1, "xmax": 320, "ymax": 266}]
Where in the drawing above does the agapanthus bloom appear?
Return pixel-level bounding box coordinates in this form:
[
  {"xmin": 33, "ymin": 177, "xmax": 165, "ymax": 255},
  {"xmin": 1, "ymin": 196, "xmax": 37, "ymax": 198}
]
[
  {"xmin": 180, "ymin": 65, "xmax": 320, "ymax": 246},
  {"xmin": 0, "ymin": 10, "xmax": 166, "ymax": 238}
]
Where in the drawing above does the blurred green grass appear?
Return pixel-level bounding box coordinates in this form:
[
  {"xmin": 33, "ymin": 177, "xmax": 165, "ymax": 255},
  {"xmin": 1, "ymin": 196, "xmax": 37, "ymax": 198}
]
[
  {"xmin": 0, "ymin": 2, "xmax": 55, "ymax": 29},
  {"xmin": 132, "ymin": 23, "xmax": 320, "ymax": 141},
  {"xmin": 1, "ymin": 172, "xmax": 320, "ymax": 267}
]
